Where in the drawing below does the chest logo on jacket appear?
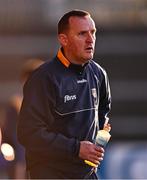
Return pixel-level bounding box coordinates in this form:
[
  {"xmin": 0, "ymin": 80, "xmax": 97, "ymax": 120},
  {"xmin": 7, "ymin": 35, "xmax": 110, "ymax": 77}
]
[{"xmin": 64, "ymin": 94, "xmax": 77, "ymax": 103}]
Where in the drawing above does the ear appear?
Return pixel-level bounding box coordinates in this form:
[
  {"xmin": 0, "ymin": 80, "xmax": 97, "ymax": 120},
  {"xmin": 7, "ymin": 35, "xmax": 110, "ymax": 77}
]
[{"xmin": 58, "ymin": 34, "xmax": 68, "ymax": 46}]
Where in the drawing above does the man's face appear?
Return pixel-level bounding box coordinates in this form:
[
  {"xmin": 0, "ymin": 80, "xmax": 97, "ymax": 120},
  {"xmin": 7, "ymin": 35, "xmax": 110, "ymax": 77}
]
[{"xmin": 59, "ymin": 15, "xmax": 96, "ymax": 65}]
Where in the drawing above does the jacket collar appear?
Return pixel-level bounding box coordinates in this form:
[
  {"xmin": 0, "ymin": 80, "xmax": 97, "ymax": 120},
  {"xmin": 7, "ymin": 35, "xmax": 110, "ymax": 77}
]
[
  {"xmin": 57, "ymin": 48, "xmax": 70, "ymax": 68},
  {"xmin": 57, "ymin": 48, "xmax": 89, "ymax": 71}
]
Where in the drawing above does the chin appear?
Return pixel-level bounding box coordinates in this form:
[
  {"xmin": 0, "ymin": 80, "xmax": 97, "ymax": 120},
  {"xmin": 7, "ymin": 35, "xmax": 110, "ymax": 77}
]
[
  {"xmin": 82, "ymin": 58, "xmax": 92, "ymax": 64},
  {"xmin": 86, "ymin": 55, "xmax": 93, "ymax": 60}
]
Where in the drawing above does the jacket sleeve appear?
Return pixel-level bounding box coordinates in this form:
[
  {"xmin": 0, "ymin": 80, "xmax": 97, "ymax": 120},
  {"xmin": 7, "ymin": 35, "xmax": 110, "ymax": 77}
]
[
  {"xmin": 98, "ymin": 70, "xmax": 111, "ymax": 130},
  {"xmin": 17, "ymin": 71, "xmax": 80, "ymax": 161}
]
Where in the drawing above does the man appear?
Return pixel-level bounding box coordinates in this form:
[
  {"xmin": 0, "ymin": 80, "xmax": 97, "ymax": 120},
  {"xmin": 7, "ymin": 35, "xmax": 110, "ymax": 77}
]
[{"xmin": 17, "ymin": 10, "xmax": 111, "ymax": 179}]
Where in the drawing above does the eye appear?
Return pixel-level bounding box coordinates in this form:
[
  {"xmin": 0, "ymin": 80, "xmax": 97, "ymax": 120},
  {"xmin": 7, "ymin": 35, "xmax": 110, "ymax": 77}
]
[
  {"xmin": 90, "ymin": 30, "xmax": 96, "ymax": 39},
  {"xmin": 78, "ymin": 31, "xmax": 86, "ymax": 36},
  {"xmin": 91, "ymin": 30, "xmax": 96, "ymax": 36}
]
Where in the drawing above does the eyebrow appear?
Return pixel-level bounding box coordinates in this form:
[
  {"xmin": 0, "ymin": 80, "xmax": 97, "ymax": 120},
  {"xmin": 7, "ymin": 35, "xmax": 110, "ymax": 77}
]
[{"xmin": 78, "ymin": 28, "xmax": 96, "ymax": 34}]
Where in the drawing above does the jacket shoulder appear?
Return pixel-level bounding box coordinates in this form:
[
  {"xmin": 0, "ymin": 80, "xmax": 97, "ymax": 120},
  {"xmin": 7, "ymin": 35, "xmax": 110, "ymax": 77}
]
[
  {"xmin": 23, "ymin": 58, "xmax": 56, "ymax": 89},
  {"xmin": 90, "ymin": 60, "xmax": 107, "ymax": 76}
]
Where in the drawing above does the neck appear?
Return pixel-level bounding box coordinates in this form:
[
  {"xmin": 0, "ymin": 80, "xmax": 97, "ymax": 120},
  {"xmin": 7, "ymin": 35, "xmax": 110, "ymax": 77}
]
[{"xmin": 62, "ymin": 49, "xmax": 85, "ymax": 66}]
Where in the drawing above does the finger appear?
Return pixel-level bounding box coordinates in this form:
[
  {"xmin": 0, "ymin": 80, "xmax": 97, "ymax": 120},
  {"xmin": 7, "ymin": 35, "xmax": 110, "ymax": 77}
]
[
  {"xmin": 92, "ymin": 160, "xmax": 100, "ymax": 166},
  {"xmin": 89, "ymin": 154, "xmax": 104, "ymax": 163},
  {"xmin": 92, "ymin": 149, "xmax": 104, "ymax": 159},
  {"xmin": 88, "ymin": 156, "xmax": 102, "ymax": 166},
  {"xmin": 87, "ymin": 158, "xmax": 100, "ymax": 166},
  {"xmin": 95, "ymin": 146, "xmax": 105, "ymax": 153}
]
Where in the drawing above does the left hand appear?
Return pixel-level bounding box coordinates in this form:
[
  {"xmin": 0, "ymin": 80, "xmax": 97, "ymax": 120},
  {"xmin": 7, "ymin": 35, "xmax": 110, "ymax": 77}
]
[{"xmin": 103, "ymin": 123, "xmax": 111, "ymax": 132}]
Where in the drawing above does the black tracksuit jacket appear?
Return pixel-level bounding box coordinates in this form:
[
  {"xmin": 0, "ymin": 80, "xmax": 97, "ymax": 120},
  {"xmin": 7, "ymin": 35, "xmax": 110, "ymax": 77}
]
[{"xmin": 17, "ymin": 49, "xmax": 111, "ymax": 178}]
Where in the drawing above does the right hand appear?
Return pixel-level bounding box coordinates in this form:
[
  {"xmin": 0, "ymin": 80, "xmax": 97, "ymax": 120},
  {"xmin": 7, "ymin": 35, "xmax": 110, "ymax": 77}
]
[{"xmin": 79, "ymin": 141, "xmax": 104, "ymax": 166}]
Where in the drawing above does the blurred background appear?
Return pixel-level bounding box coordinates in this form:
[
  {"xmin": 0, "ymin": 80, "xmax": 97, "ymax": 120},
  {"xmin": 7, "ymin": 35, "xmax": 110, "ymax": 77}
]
[{"xmin": 0, "ymin": 0, "xmax": 147, "ymax": 179}]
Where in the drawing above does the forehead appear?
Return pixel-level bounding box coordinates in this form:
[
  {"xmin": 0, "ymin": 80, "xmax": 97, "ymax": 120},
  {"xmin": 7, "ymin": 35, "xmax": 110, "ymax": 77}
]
[{"xmin": 68, "ymin": 16, "xmax": 96, "ymax": 31}]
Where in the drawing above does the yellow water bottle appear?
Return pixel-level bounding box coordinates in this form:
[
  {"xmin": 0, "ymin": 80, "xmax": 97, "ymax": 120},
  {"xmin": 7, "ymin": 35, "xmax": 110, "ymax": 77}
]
[{"xmin": 84, "ymin": 129, "xmax": 111, "ymax": 167}]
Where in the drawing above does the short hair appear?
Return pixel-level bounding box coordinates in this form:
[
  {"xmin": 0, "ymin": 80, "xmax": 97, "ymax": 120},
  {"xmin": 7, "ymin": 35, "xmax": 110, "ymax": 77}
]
[{"xmin": 58, "ymin": 9, "xmax": 91, "ymax": 34}]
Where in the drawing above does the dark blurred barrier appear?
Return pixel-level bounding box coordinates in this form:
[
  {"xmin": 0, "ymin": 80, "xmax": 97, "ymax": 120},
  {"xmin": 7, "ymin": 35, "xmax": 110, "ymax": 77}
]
[{"xmin": 95, "ymin": 30, "xmax": 147, "ymax": 139}]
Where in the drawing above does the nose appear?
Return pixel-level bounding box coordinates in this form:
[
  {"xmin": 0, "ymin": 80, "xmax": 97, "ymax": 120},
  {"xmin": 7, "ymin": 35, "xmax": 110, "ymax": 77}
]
[{"xmin": 86, "ymin": 32, "xmax": 95, "ymax": 43}]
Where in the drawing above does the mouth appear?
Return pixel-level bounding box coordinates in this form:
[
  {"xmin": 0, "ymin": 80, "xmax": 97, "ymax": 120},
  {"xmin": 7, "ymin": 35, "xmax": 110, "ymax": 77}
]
[{"xmin": 85, "ymin": 47, "xmax": 94, "ymax": 52}]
